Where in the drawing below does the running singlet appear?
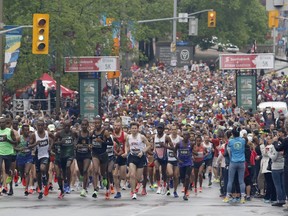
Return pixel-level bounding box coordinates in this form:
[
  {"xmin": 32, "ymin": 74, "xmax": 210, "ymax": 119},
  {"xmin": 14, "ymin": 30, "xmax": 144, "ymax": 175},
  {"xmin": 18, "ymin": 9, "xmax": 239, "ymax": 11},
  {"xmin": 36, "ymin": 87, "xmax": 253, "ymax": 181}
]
[
  {"xmin": 113, "ymin": 131, "xmax": 126, "ymax": 153},
  {"xmin": 91, "ymin": 129, "xmax": 107, "ymax": 155},
  {"xmin": 76, "ymin": 132, "xmax": 91, "ymax": 155},
  {"xmin": 106, "ymin": 135, "xmax": 114, "ymax": 157},
  {"xmin": 203, "ymin": 142, "xmax": 213, "ymax": 160},
  {"xmin": 154, "ymin": 134, "xmax": 167, "ymax": 159},
  {"xmin": 60, "ymin": 130, "xmax": 75, "ymax": 158},
  {"xmin": 18, "ymin": 135, "xmax": 31, "ymax": 156},
  {"xmin": 128, "ymin": 134, "xmax": 145, "ymax": 156},
  {"xmin": 178, "ymin": 141, "xmax": 193, "ymax": 167},
  {"xmin": 194, "ymin": 144, "xmax": 205, "ymax": 163},
  {"xmin": 0, "ymin": 128, "xmax": 13, "ymax": 156},
  {"xmin": 35, "ymin": 131, "xmax": 49, "ymax": 160},
  {"xmin": 168, "ymin": 135, "xmax": 182, "ymax": 162}
]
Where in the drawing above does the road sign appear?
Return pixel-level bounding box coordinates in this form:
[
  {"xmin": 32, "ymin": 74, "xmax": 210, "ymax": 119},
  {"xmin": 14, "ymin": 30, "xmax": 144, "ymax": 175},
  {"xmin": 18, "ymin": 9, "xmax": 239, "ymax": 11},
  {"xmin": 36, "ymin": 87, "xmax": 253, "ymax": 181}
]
[
  {"xmin": 219, "ymin": 54, "xmax": 274, "ymax": 70},
  {"xmin": 65, "ymin": 56, "xmax": 120, "ymax": 72},
  {"xmin": 266, "ymin": 0, "xmax": 288, "ymax": 11},
  {"xmin": 178, "ymin": 13, "xmax": 188, "ymax": 23}
]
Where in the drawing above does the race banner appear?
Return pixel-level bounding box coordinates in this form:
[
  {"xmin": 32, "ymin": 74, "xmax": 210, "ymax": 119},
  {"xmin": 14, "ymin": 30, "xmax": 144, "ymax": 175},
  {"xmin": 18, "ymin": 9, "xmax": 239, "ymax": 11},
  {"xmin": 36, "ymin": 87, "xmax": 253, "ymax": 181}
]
[{"xmin": 4, "ymin": 26, "xmax": 23, "ymax": 80}]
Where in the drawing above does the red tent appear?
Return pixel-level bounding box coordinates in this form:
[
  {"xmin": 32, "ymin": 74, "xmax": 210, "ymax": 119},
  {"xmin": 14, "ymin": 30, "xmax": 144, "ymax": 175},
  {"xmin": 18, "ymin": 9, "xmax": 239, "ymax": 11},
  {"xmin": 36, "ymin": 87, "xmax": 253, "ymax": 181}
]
[{"xmin": 16, "ymin": 73, "xmax": 76, "ymax": 98}]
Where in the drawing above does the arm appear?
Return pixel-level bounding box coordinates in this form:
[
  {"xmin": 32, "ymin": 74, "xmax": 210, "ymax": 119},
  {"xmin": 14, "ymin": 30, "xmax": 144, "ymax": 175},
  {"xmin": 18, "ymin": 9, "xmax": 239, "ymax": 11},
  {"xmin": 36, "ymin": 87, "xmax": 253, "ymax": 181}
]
[
  {"xmin": 104, "ymin": 130, "xmax": 114, "ymax": 146},
  {"xmin": 28, "ymin": 133, "xmax": 37, "ymax": 148},
  {"xmin": 141, "ymin": 135, "xmax": 151, "ymax": 154},
  {"xmin": 273, "ymin": 137, "xmax": 288, "ymax": 152},
  {"xmin": 267, "ymin": 145, "xmax": 279, "ymax": 162},
  {"xmin": 8, "ymin": 130, "xmax": 17, "ymax": 146}
]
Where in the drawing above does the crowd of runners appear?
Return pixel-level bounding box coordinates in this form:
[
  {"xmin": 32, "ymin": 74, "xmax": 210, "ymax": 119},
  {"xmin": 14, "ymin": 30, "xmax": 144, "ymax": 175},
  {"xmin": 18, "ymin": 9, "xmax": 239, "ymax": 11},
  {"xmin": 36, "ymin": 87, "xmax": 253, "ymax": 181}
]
[{"xmin": 0, "ymin": 61, "xmax": 288, "ymax": 211}]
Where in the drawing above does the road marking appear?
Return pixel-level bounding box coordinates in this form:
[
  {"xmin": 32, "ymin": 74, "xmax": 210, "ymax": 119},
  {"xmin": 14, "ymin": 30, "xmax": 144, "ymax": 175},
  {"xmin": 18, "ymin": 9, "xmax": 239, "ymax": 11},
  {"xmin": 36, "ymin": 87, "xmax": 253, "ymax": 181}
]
[{"xmin": 129, "ymin": 206, "xmax": 160, "ymax": 216}]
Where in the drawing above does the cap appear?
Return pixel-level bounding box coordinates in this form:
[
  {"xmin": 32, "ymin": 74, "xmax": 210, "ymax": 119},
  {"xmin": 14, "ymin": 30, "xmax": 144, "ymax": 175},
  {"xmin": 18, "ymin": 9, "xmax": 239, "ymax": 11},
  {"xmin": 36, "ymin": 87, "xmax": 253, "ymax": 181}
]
[
  {"xmin": 157, "ymin": 122, "xmax": 165, "ymax": 129},
  {"xmin": 278, "ymin": 110, "xmax": 283, "ymax": 113},
  {"xmin": 48, "ymin": 124, "xmax": 56, "ymax": 132}
]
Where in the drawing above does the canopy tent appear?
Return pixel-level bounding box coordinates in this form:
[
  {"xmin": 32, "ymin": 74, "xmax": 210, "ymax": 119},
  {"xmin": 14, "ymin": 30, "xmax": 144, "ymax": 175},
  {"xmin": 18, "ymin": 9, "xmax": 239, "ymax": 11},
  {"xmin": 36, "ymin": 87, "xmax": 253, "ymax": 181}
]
[{"xmin": 16, "ymin": 73, "xmax": 76, "ymax": 98}]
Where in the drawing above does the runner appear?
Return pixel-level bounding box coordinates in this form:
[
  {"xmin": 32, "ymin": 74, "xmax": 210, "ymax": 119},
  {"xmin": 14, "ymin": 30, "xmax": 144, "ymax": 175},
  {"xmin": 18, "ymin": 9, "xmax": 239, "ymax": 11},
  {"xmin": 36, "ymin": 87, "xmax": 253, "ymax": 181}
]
[
  {"xmin": 174, "ymin": 129, "xmax": 193, "ymax": 201},
  {"xmin": 125, "ymin": 122, "xmax": 151, "ymax": 200},
  {"xmin": 75, "ymin": 118, "xmax": 92, "ymax": 197},
  {"xmin": 167, "ymin": 124, "xmax": 182, "ymax": 197},
  {"xmin": 113, "ymin": 119, "xmax": 128, "ymax": 199},
  {"xmin": 54, "ymin": 120, "xmax": 78, "ymax": 195},
  {"xmin": 28, "ymin": 118, "xmax": 54, "ymax": 199},
  {"xmin": 15, "ymin": 124, "xmax": 33, "ymax": 196},
  {"xmin": 203, "ymin": 134, "xmax": 214, "ymax": 187},
  {"xmin": 91, "ymin": 116, "xmax": 113, "ymax": 199},
  {"xmin": 193, "ymin": 135, "xmax": 207, "ymax": 194},
  {"xmin": 0, "ymin": 117, "xmax": 17, "ymax": 196},
  {"xmin": 153, "ymin": 122, "xmax": 173, "ymax": 194}
]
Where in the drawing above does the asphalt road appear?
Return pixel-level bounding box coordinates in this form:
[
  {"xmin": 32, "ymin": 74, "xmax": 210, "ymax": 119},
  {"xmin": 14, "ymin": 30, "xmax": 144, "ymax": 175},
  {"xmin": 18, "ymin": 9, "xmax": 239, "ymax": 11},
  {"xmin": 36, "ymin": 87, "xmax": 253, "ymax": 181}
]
[{"xmin": 0, "ymin": 179, "xmax": 287, "ymax": 216}]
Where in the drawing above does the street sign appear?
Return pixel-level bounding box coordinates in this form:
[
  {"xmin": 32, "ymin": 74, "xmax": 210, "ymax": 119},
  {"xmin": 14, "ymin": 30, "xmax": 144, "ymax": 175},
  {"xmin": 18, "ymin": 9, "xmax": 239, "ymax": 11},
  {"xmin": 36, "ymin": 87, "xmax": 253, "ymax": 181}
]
[
  {"xmin": 178, "ymin": 13, "xmax": 188, "ymax": 23},
  {"xmin": 65, "ymin": 56, "xmax": 120, "ymax": 72},
  {"xmin": 219, "ymin": 53, "xmax": 274, "ymax": 70},
  {"xmin": 266, "ymin": 0, "xmax": 288, "ymax": 11}
]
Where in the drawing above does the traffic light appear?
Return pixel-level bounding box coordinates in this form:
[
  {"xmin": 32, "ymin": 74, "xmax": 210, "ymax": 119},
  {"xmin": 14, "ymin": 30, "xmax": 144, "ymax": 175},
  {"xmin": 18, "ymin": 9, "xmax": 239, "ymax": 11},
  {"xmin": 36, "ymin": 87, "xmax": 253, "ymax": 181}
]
[
  {"xmin": 208, "ymin": 11, "xmax": 216, "ymax": 28},
  {"xmin": 268, "ymin": 10, "xmax": 279, "ymax": 28},
  {"xmin": 32, "ymin": 14, "xmax": 49, "ymax": 54}
]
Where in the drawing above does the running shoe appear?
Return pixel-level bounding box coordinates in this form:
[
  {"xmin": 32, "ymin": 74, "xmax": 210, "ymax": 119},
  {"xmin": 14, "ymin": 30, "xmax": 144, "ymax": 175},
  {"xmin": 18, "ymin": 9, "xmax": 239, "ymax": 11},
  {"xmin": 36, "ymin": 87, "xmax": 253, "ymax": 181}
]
[
  {"xmin": 8, "ymin": 189, "xmax": 14, "ymax": 196},
  {"xmin": 173, "ymin": 191, "xmax": 179, "ymax": 198},
  {"xmin": 38, "ymin": 192, "xmax": 43, "ymax": 199},
  {"xmin": 135, "ymin": 183, "xmax": 141, "ymax": 193},
  {"xmin": 213, "ymin": 178, "xmax": 220, "ymax": 183},
  {"xmin": 246, "ymin": 196, "xmax": 251, "ymax": 201},
  {"xmin": 199, "ymin": 187, "xmax": 202, "ymax": 193},
  {"xmin": 44, "ymin": 186, "xmax": 49, "ymax": 196},
  {"xmin": 58, "ymin": 192, "xmax": 64, "ymax": 199},
  {"xmin": 223, "ymin": 196, "xmax": 232, "ymax": 203},
  {"xmin": 105, "ymin": 191, "xmax": 110, "ymax": 200},
  {"xmin": 149, "ymin": 185, "xmax": 155, "ymax": 191},
  {"xmin": 54, "ymin": 175, "xmax": 58, "ymax": 183},
  {"xmin": 183, "ymin": 195, "xmax": 188, "ymax": 201},
  {"xmin": 141, "ymin": 188, "xmax": 147, "ymax": 196},
  {"xmin": 6, "ymin": 176, "xmax": 12, "ymax": 184},
  {"xmin": 156, "ymin": 187, "xmax": 161, "ymax": 194},
  {"xmin": 110, "ymin": 185, "xmax": 115, "ymax": 194},
  {"xmin": 2, "ymin": 187, "xmax": 8, "ymax": 194},
  {"xmin": 29, "ymin": 188, "xmax": 34, "ymax": 194},
  {"xmin": 161, "ymin": 187, "xmax": 166, "ymax": 195},
  {"xmin": 80, "ymin": 189, "xmax": 87, "ymax": 197},
  {"xmin": 22, "ymin": 178, "xmax": 27, "ymax": 187},
  {"xmin": 186, "ymin": 191, "xmax": 190, "ymax": 197},
  {"xmin": 102, "ymin": 178, "xmax": 108, "ymax": 187},
  {"xmin": 121, "ymin": 185, "xmax": 126, "ymax": 190},
  {"xmin": 66, "ymin": 186, "xmax": 71, "ymax": 194},
  {"xmin": 240, "ymin": 198, "xmax": 245, "ymax": 204},
  {"xmin": 48, "ymin": 183, "xmax": 53, "ymax": 191},
  {"xmin": 114, "ymin": 192, "xmax": 121, "ymax": 199},
  {"xmin": 92, "ymin": 191, "xmax": 98, "ymax": 198},
  {"xmin": 132, "ymin": 193, "xmax": 137, "ymax": 200},
  {"xmin": 14, "ymin": 174, "xmax": 19, "ymax": 183},
  {"xmin": 24, "ymin": 189, "xmax": 29, "ymax": 196},
  {"xmin": 208, "ymin": 181, "xmax": 212, "ymax": 187},
  {"xmin": 153, "ymin": 183, "xmax": 158, "ymax": 188},
  {"xmin": 166, "ymin": 190, "xmax": 171, "ymax": 196}
]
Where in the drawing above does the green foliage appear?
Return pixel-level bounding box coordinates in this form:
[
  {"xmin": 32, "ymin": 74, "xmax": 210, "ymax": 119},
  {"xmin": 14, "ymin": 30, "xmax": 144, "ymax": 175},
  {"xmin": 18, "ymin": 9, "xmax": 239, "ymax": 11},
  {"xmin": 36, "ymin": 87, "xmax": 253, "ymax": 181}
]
[{"xmin": 4, "ymin": 0, "xmax": 268, "ymax": 92}]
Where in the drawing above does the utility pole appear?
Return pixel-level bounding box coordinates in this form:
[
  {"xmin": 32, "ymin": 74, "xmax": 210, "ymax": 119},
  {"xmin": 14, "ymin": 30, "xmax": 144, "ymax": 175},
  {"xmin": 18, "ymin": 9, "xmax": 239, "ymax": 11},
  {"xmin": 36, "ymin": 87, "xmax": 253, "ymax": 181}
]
[
  {"xmin": 0, "ymin": 0, "xmax": 4, "ymax": 115},
  {"xmin": 55, "ymin": 0, "xmax": 62, "ymax": 114},
  {"xmin": 171, "ymin": 0, "xmax": 177, "ymax": 66},
  {"xmin": 172, "ymin": 0, "xmax": 177, "ymax": 45}
]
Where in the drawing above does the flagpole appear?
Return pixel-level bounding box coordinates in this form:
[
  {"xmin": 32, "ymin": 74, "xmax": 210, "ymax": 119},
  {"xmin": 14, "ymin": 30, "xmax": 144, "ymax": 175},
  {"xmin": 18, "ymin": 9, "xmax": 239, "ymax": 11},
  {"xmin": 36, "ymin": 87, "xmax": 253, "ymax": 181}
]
[{"xmin": 0, "ymin": 0, "xmax": 4, "ymax": 115}]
